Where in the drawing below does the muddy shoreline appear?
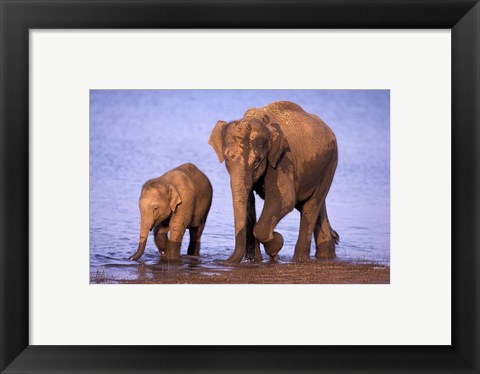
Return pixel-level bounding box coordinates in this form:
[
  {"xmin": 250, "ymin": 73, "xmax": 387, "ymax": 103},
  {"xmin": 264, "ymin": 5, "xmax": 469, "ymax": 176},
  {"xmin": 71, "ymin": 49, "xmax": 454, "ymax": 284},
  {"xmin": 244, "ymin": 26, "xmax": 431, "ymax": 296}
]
[{"xmin": 91, "ymin": 258, "xmax": 390, "ymax": 284}]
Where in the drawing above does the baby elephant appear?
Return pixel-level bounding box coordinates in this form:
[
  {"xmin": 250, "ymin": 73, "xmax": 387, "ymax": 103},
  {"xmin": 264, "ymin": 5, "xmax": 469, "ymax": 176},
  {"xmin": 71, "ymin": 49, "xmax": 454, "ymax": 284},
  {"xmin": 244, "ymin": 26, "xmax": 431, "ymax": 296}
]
[{"xmin": 128, "ymin": 163, "xmax": 212, "ymax": 261}]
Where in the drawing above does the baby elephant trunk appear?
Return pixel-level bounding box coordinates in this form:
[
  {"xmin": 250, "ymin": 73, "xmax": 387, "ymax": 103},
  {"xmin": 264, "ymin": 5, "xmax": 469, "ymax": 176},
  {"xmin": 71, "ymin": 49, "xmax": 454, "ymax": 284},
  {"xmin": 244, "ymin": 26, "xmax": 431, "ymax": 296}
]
[{"xmin": 128, "ymin": 222, "xmax": 150, "ymax": 261}]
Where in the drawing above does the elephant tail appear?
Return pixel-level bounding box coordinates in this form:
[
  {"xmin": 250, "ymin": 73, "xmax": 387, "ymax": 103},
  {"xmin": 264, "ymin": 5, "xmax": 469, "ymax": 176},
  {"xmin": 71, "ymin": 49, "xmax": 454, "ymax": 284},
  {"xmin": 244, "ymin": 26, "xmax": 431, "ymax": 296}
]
[{"xmin": 330, "ymin": 227, "xmax": 340, "ymax": 244}]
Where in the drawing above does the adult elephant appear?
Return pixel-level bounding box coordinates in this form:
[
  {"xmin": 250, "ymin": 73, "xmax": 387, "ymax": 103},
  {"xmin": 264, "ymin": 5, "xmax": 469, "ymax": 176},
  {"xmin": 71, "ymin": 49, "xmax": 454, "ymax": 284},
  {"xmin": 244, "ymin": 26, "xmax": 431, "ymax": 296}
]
[{"xmin": 209, "ymin": 101, "xmax": 339, "ymax": 263}]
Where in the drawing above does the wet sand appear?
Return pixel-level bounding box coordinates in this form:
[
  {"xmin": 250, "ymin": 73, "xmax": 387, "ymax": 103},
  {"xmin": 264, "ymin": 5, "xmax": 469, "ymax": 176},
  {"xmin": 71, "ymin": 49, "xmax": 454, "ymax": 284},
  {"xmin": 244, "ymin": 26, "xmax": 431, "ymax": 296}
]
[{"xmin": 91, "ymin": 258, "xmax": 390, "ymax": 284}]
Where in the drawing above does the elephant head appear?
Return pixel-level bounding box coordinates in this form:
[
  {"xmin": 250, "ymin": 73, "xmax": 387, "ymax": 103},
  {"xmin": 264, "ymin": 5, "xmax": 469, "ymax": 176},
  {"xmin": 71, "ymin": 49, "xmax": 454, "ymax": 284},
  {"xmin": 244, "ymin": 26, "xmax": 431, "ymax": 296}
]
[
  {"xmin": 128, "ymin": 183, "xmax": 181, "ymax": 261},
  {"xmin": 208, "ymin": 114, "xmax": 289, "ymax": 262}
]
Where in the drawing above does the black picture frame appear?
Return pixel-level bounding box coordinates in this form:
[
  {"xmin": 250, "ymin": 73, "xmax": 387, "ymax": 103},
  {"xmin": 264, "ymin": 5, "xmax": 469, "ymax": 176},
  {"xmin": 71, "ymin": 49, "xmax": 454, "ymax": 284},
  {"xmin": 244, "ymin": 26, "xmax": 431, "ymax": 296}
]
[{"xmin": 1, "ymin": 0, "xmax": 479, "ymax": 373}]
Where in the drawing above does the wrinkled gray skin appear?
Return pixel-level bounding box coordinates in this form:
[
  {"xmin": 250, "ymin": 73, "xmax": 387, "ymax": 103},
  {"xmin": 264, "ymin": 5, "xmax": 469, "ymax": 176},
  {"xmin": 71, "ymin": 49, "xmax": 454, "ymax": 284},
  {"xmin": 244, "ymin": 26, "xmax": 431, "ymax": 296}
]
[
  {"xmin": 128, "ymin": 163, "xmax": 213, "ymax": 261},
  {"xmin": 209, "ymin": 101, "xmax": 339, "ymax": 263}
]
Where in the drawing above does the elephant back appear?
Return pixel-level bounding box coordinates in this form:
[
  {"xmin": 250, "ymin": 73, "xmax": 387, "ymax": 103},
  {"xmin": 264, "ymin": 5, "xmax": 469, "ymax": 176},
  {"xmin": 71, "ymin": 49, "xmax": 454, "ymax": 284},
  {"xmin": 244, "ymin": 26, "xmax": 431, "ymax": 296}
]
[
  {"xmin": 263, "ymin": 101, "xmax": 338, "ymax": 177},
  {"xmin": 263, "ymin": 101, "xmax": 304, "ymax": 113}
]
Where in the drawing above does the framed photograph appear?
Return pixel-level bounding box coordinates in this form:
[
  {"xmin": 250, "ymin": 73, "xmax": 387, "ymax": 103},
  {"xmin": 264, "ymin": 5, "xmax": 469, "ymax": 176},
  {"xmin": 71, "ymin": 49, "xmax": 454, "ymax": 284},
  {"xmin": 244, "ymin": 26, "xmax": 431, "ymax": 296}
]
[{"xmin": 1, "ymin": 0, "xmax": 479, "ymax": 373}]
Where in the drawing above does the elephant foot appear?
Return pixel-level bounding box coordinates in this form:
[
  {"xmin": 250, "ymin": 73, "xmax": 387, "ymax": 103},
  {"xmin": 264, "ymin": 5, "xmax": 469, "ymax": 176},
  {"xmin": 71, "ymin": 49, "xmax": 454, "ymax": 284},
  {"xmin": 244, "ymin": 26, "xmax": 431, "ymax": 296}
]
[
  {"xmin": 255, "ymin": 243, "xmax": 263, "ymax": 262},
  {"xmin": 245, "ymin": 241, "xmax": 262, "ymax": 262},
  {"xmin": 293, "ymin": 244, "xmax": 311, "ymax": 262},
  {"xmin": 269, "ymin": 254, "xmax": 280, "ymax": 262},
  {"xmin": 162, "ymin": 241, "xmax": 181, "ymax": 261},
  {"xmin": 293, "ymin": 253, "xmax": 311, "ymax": 263},
  {"xmin": 263, "ymin": 232, "xmax": 284, "ymax": 258},
  {"xmin": 187, "ymin": 241, "xmax": 200, "ymax": 256},
  {"xmin": 219, "ymin": 259, "xmax": 237, "ymax": 266},
  {"xmin": 315, "ymin": 238, "xmax": 336, "ymax": 259},
  {"xmin": 245, "ymin": 255, "xmax": 264, "ymax": 262},
  {"xmin": 245, "ymin": 245, "xmax": 255, "ymax": 262},
  {"xmin": 225, "ymin": 256, "xmax": 242, "ymax": 264},
  {"xmin": 226, "ymin": 246, "xmax": 246, "ymax": 264},
  {"xmin": 161, "ymin": 253, "xmax": 181, "ymax": 261}
]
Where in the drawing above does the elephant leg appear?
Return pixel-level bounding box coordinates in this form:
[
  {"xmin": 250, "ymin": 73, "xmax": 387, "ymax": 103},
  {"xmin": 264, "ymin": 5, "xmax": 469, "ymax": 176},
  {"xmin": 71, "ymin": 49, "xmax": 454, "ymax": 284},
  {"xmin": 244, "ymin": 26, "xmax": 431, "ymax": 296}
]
[
  {"xmin": 254, "ymin": 172, "xmax": 295, "ymax": 259},
  {"xmin": 163, "ymin": 215, "xmax": 186, "ymax": 261},
  {"xmin": 154, "ymin": 225, "xmax": 169, "ymax": 255},
  {"xmin": 187, "ymin": 221, "xmax": 205, "ymax": 256},
  {"xmin": 314, "ymin": 202, "xmax": 338, "ymax": 259},
  {"xmin": 245, "ymin": 191, "xmax": 262, "ymax": 262},
  {"xmin": 254, "ymin": 201, "xmax": 293, "ymax": 259},
  {"xmin": 294, "ymin": 157, "xmax": 338, "ymax": 262},
  {"xmin": 293, "ymin": 198, "xmax": 322, "ymax": 262}
]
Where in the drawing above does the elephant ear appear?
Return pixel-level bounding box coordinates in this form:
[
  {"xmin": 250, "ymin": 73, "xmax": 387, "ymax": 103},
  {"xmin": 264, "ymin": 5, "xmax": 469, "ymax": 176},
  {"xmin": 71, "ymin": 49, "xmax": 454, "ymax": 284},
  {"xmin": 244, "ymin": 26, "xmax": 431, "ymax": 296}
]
[
  {"xmin": 208, "ymin": 120, "xmax": 228, "ymax": 163},
  {"xmin": 266, "ymin": 123, "xmax": 289, "ymax": 168},
  {"xmin": 167, "ymin": 184, "xmax": 182, "ymax": 213}
]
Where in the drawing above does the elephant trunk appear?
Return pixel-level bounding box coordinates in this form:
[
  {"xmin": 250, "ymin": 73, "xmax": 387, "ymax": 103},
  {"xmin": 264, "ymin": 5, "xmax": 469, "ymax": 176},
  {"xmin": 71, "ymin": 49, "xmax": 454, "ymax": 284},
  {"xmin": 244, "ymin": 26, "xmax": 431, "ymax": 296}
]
[
  {"xmin": 227, "ymin": 170, "xmax": 252, "ymax": 263},
  {"xmin": 129, "ymin": 220, "xmax": 151, "ymax": 261}
]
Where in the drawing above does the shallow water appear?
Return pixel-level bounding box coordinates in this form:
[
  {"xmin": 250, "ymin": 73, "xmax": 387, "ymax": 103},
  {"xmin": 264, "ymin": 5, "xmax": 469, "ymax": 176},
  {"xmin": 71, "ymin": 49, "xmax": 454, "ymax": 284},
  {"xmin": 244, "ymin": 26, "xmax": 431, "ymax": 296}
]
[{"xmin": 90, "ymin": 90, "xmax": 390, "ymax": 281}]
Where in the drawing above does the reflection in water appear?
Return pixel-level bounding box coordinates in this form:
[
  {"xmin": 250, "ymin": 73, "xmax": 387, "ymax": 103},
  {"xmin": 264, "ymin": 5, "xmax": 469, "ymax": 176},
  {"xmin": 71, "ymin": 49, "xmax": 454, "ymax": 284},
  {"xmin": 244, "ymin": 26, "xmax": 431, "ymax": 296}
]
[{"xmin": 90, "ymin": 90, "xmax": 390, "ymax": 283}]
